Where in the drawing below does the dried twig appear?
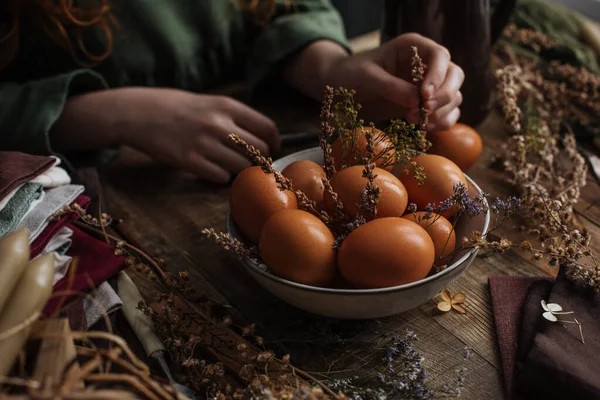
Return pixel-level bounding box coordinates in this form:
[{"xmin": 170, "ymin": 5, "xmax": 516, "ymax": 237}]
[{"xmin": 410, "ymin": 46, "xmax": 430, "ymax": 151}]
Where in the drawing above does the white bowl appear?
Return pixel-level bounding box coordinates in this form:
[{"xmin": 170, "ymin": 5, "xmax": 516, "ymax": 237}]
[{"xmin": 226, "ymin": 147, "xmax": 490, "ymax": 319}]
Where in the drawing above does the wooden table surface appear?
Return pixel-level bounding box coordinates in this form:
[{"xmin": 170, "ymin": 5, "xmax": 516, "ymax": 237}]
[{"xmin": 101, "ymin": 32, "xmax": 600, "ymax": 399}]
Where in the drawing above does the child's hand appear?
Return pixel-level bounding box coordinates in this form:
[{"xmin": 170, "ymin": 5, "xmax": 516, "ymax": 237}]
[
  {"xmin": 52, "ymin": 88, "xmax": 280, "ymax": 183},
  {"xmin": 286, "ymin": 34, "xmax": 464, "ymax": 131},
  {"xmin": 341, "ymin": 33, "xmax": 464, "ymax": 131}
]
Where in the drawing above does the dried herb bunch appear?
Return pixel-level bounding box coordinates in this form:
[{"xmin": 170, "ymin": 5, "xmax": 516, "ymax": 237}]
[
  {"xmin": 494, "ymin": 27, "xmax": 600, "ymax": 288},
  {"xmin": 410, "ymin": 45, "xmax": 431, "ymax": 151},
  {"xmin": 403, "ymin": 182, "xmax": 522, "ymax": 273},
  {"xmin": 65, "ymin": 219, "xmax": 344, "ymax": 399},
  {"xmin": 326, "ymin": 330, "xmax": 472, "ymax": 400},
  {"xmin": 229, "ymin": 132, "xmax": 330, "ymax": 226},
  {"xmin": 322, "ymin": 86, "xmax": 429, "ymax": 173},
  {"xmin": 495, "ymin": 24, "xmax": 600, "ymax": 140}
]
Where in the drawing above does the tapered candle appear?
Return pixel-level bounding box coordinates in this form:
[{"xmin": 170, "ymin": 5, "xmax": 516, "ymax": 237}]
[
  {"xmin": 0, "ymin": 228, "xmax": 30, "ymax": 315},
  {"xmin": 0, "ymin": 253, "xmax": 55, "ymax": 377}
]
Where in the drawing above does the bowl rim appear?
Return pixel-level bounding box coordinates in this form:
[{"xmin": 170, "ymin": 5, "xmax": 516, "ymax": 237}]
[{"xmin": 226, "ymin": 147, "xmax": 491, "ymax": 295}]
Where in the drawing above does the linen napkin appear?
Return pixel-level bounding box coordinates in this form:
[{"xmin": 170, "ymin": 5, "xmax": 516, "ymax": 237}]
[
  {"xmin": 43, "ymin": 224, "xmax": 128, "ymax": 316},
  {"xmin": 31, "ymin": 165, "xmax": 71, "ymax": 188},
  {"xmin": 0, "ymin": 152, "xmax": 55, "ymax": 202},
  {"xmin": 38, "ymin": 226, "xmax": 74, "ymax": 255},
  {"xmin": 515, "ymin": 268, "xmax": 600, "ymax": 400},
  {"xmin": 30, "ymin": 195, "xmax": 90, "ymax": 258},
  {"xmin": 488, "ymin": 276, "xmax": 548, "ymax": 398},
  {"xmin": 0, "ymin": 160, "xmax": 69, "ymax": 212},
  {"xmin": 83, "ymin": 282, "xmax": 123, "ymax": 330},
  {"xmin": 0, "ymin": 183, "xmax": 43, "ymax": 237},
  {"xmin": 17, "ymin": 184, "xmax": 85, "ymax": 243}
]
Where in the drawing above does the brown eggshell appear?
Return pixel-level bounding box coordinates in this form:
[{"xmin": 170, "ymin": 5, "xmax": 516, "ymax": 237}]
[
  {"xmin": 402, "ymin": 211, "xmax": 456, "ymax": 266},
  {"xmin": 331, "ymin": 127, "xmax": 395, "ymax": 172},
  {"xmin": 428, "ymin": 123, "xmax": 483, "ymax": 171},
  {"xmin": 259, "ymin": 209, "xmax": 336, "ymax": 287},
  {"xmin": 394, "ymin": 154, "xmax": 467, "ymax": 218},
  {"xmin": 323, "ymin": 165, "xmax": 408, "ymax": 220},
  {"xmin": 338, "ymin": 218, "xmax": 435, "ymax": 288},
  {"xmin": 230, "ymin": 166, "xmax": 298, "ymax": 243},
  {"xmin": 281, "ymin": 160, "xmax": 326, "ymax": 210}
]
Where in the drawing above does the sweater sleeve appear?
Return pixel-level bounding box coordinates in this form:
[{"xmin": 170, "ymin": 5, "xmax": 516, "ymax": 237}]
[
  {"xmin": 245, "ymin": 0, "xmax": 351, "ymax": 97},
  {"xmin": 0, "ymin": 69, "xmax": 118, "ymax": 171}
]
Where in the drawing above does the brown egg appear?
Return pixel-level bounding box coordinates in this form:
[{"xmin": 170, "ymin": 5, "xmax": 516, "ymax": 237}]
[
  {"xmin": 394, "ymin": 154, "xmax": 467, "ymax": 218},
  {"xmin": 338, "ymin": 217, "xmax": 435, "ymax": 288},
  {"xmin": 428, "ymin": 123, "xmax": 483, "ymax": 171},
  {"xmin": 259, "ymin": 209, "xmax": 336, "ymax": 287},
  {"xmin": 331, "ymin": 127, "xmax": 396, "ymax": 172},
  {"xmin": 402, "ymin": 212, "xmax": 456, "ymax": 265},
  {"xmin": 230, "ymin": 166, "xmax": 298, "ymax": 243},
  {"xmin": 323, "ymin": 165, "xmax": 408, "ymax": 220},
  {"xmin": 281, "ymin": 160, "xmax": 326, "ymax": 210}
]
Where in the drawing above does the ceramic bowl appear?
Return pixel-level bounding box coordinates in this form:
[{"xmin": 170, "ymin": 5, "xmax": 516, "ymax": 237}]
[{"xmin": 226, "ymin": 147, "xmax": 490, "ymax": 319}]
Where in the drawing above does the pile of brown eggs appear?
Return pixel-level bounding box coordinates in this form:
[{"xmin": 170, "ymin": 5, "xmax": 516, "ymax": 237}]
[{"xmin": 229, "ymin": 123, "xmax": 482, "ymax": 289}]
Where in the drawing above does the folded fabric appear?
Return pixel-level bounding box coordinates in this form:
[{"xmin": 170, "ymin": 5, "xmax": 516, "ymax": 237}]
[
  {"xmin": 43, "ymin": 224, "xmax": 127, "ymax": 316},
  {"xmin": 0, "ymin": 161, "xmax": 69, "ymax": 212},
  {"xmin": 31, "ymin": 165, "xmax": 71, "ymax": 188},
  {"xmin": 0, "ymin": 152, "xmax": 55, "ymax": 202},
  {"xmin": 39, "ymin": 226, "xmax": 74, "ymax": 256},
  {"xmin": 30, "ymin": 195, "xmax": 90, "ymax": 258},
  {"xmin": 83, "ymin": 281, "xmax": 123, "ymax": 330},
  {"xmin": 62, "ymin": 298, "xmax": 88, "ymax": 332},
  {"xmin": 515, "ymin": 267, "xmax": 600, "ymax": 400},
  {"xmin": 17, "ymin": 184, "xmax": 84, "ymax": 243},
  {"xmin": 489, "ymin": 276, "xmax": 548, "ymax": 399},
  {"xmin": 0, "ymin": 183, "xmax": 43, "ymax": 237},
  {"xmin": 0, "ymin": 187, "xmax": 20, "ymax": 211}
]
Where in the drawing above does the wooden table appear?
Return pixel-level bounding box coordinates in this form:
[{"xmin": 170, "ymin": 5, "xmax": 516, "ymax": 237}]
[{"xmin": 100, "ymin": 32, "xmax": 600, "ymax": 399}]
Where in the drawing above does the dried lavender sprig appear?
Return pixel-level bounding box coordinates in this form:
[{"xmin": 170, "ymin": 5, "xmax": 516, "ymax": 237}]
[
  {"xmin": 359, "ymin": 124, "xmax": 381, "ymax": 219},
  {"xmin": 295, "ymin": 190, "xmax": 330, "ymax": 225},
  {"xmin": 323, "ymin": 179, "xmax": 348, "ymax": 226},
  {"xmin": 333, "ymin": 215, "xmax": 366, "ymax": 250},
  {"xmin": 320, "ymin": 86, "xmax": 337, "ymax": 179},
  {"xmin": 228, "ymin": 133, "xmax": 274, "ymax": 173},
  {"xmin": 201, "ymin": 228, "xmax": 255, "ymax": 260},
  {"xmin": 229, "ymin": 133, "xmax": 331, "ymax": 224},
  {"xmin": 411, "ymin": 46, "xmax": 430, "ymax": 151}
]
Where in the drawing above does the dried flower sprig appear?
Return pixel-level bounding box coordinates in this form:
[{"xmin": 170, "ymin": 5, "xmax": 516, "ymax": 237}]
[
  {"xmin": 541, "ymin": 300, "xmax": 584, "ymax": 343},
  {"xmin": 359, "ymin": 124, "xmax": 381, "ymax": 219},
  {"xmin": 322, "ymin": 179, "xmax": 348, "ymax": 228},
  {"xmin": 502, "ymin": 24, "xmax": 559, "ymax": 53},
  {"xmin": 320, "ymin": 86, "xmax": 337, "ymax": 179},
  {"xmin": 333, "ymin": 215, "xmax": 366, "ymax": 250},
  {"xmin": 410, "ymin": 45, "xmax": 430, "ymax": 151},
  {"xmin": 200, "ymin": 228, "xmax": 259, "ymax": 262},
  {"xmin": 494, "ymin": 58, "xmax": 599, "ymax": 288},
  {"xmin": 228, "ymin": 132, "xmax": 329, "ymax": 225},
  {"xmin": 327, "ymin": 330, "xmax": 471, "ymax": 400},
  {"xmin": 495, "ymin": 26, "xmax": 600, "ymax": 139}
]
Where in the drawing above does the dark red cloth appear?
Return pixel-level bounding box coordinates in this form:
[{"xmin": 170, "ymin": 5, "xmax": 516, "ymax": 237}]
[
  {"xmin": 0, "ymin": 152, "xmax": 55, "ymax": 201},
  {"xmin": 30, "ymin": 195, "xmax": 91, "ymax": 258},
  {"xmin": 515, "ymin": 268, "xmax": 600, "ymax": 400},
  {"xmin": 42, "ymin": 223, "xmax": 127, "ymax": 316},
  {"xmin": 489, "ymin": 276, "xmax": 549, "ymax": 399}
]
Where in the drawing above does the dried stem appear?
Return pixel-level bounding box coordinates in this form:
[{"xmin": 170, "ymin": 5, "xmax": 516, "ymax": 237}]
[
  {"xmin": 323, "ymin": 179, "xmax": 348, "ymax": 227},
  {"xmin": 410, "ymin": 45, "xmax": 430, "ymax": 150},
  {"xmin": 200, "ymin": 228, "xmax": 256, "ymax": 260},
  {"xmin": 359, "ymin": 124, "xmax": 381, "ymax": 219},
  {"xmin": 320, "ymin": 86, "xmax": 337, "ymax": 179}
]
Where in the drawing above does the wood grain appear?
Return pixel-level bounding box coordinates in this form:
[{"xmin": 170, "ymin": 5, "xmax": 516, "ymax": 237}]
[{"xmin": 99, "ymin": 31, "xmax": 600, "ymax": 399}]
